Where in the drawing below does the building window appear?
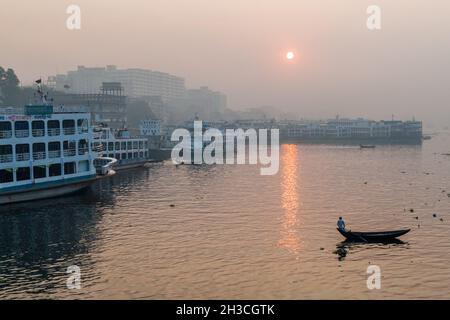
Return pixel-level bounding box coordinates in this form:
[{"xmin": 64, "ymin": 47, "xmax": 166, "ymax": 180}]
[
  {"xmin": 64, "ymin": 162, "xmax": 76, "ymax": 175},
  {"xmin": 33, "ymin": 165, "xmax": 46, "ymax": 179},
  {"xmin": 0, "ymin": 168, "xmax": 13, "ymax": 183},
  {"xmin": 15, "ymin": 121, "xmax": 29, "ymax": 138},
  {"xmin": 49, "ymin": 164, "xmax": 62, "ymax": 177},
  {"xmin": 16, "ymin": 167, "xmax": 31, "ymax": 181},
  {"xmin": 32, "ymin": 121, "xmax": 45, "ymax": 137}
]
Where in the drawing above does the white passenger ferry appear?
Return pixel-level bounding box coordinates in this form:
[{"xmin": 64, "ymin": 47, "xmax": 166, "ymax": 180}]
[
  {"xmin": 0, "ymin": 94, "xmax": 115, "ymax": 205},
  {"xmin": 93, "ymin": 126, "xmax": 151, "ymax": 170}
]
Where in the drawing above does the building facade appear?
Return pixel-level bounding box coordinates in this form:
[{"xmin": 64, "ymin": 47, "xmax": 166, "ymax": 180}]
[{"xmin": 48, "ymin": 65, "xmax": 186, "ymax": 102}]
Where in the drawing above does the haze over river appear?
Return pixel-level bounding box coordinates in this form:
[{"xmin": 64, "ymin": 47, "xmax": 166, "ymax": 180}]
[{"xmin": 2, "ymin": 133, "xmax": 450, "ymax": 299}]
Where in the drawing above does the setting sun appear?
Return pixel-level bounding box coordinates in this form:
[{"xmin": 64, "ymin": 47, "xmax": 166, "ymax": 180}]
[{"xmin": 286, "ymin": 51, "xmax": 295, "ymax": 60}]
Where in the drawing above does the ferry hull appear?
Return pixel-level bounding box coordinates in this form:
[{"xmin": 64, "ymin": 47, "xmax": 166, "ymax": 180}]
[{"xmin": 0, "ymin": 172, "xmax": 114, "ymax": 205}]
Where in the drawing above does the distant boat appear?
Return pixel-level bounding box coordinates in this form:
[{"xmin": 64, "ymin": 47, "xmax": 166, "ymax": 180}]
[
  {"xmin": 360, "ymin": 144, "xmax": 376, "ymax": 149},
  {"xmin": 337, "ymin": 228, "xmax": 410, "ymax": 242},
  {"xmin": 422, "ymin": 135, "xmax": 432, "ymax": 140}
]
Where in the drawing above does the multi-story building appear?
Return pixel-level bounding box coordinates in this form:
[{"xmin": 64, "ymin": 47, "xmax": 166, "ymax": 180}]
[
  {"xmin": 52, "ymin": 82, "xmax": 127, "ymax": 129},
  {"xmin": 48, "ymin": 65, "xmax": 185, "ymax": 102},
  {"xmin": 184, "ymin": 86, "xmax": 227, "ymax": 113}
]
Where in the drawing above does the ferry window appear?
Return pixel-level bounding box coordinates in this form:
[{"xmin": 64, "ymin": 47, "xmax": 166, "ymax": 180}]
[
  {"xmin": 108, "ymin": 142, "xmax": 114, "ymax": 151},
  {"xmin": 121, "ymin": 153, "xmax": 126, "ymax": 160},
  {"xmin": 108, "ymin": 154, "xmax": 114, "ymax": 158},
  {"xmin": 145, "ymin": 151, "xmax": 148, "ymax": 158},
  {"xmin": 0, "ymin": 168, "xmax": 13, "ymax": 183},
  {"xmin": 139, "ymin": 141, "xmax": 143, "ymax": 149},
  {"xmin": 78, "ymin": 160, "xmax": 90, "ymax": 172},
  {"xmin": 63, "ymin": 120, "xmax": 75, "ymax": 135},
  {"xmin": 49, "ymin": 164, "xmax": 62, "ymax": 177},
  {"xmin": 0, "ymin": 122, "xmax": 12, "ymax": 139},
  {"xmin": 127, "ymin": 141, "xmax": 132, "ymax": 149},
  {"xmin": 139, "ymin": 151, "xmax": 144, "ymax": 158},
  {"xmin": 133, "ymin": 152, "xmax": 138, "ymax": 158},
  {"xmin": 32, "ymin": 143, "xmax": 46, "ymax": 160},
  {"xmin": 15, "ymin": 144, "xmax": 30, "ymax": 161},
  {"xmin": 133, "ymin": 141, "xmax": 138, "ymax": 149},
  {"xmin": 128, "ymin": 152, "xmax": 132, "ymax": 159},
  {"xmin": 0, "ymin": 145, "xmax": 13, "ymax": 163},
  {"xmin": 63, "ymin": 140, "xmax": 76, "ymax": 157},
  {"xmin": 121, "ymin": 142, "xmax": 126, "ymax": 150},
  {"xmin": 14, "ymin": 121, "xmax": 29, "ymax": 138},
  {"xmin": 115, "ymin": 142, "xmax": 120, "ymax": 150},
  {"xmin": 33, "ymin": 165, "xmax": 46, "ymax": 179},
  {"xmin": 48, "ymin": 141, "xmax": 61, "ymax": 158},
  {"xmin": 77, "ymin": 119, "xmax": 89, "ymax": 133},
  {"xmin": 64, "ymin": 162, "xmax": 76, "ymax": 175},
  {"xmin": 16, "ymin": 167, "xmax": 31, "ymax": 181},
  {"xmin": 47, "ymin": 120, "xmax": 60, "ymax": 136},
  {"xmin": 115, "ymin": 153, "xmax": 120, "ymax": 160},
  {"xmin": 78, "ymin": 139, "xmax": 88, "ymax": 155},
  {"xmin": 32, "ymin": 121, "xmax": 45, "ymax": 137}
]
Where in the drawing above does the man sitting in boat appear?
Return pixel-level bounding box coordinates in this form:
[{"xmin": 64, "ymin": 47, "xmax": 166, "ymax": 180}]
[{"xmin": 337, "ymin": 217, "xmax": 346, "ymax": 232}]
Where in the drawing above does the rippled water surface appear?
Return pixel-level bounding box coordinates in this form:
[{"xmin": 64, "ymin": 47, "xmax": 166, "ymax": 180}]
[{"xmin": 2, "ymin": 134, "xmax": 450, "ymax": 299}]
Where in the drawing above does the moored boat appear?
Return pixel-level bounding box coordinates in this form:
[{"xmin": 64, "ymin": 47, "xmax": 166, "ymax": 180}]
[
  {"xmin": 0, "ymin": 87, "xmax": 115, "ymax": 205},
  {"xmin": 93, "ymin": 125, "xmax": 151, "ymax": 170},
  {"xmin": 337, "ymin": 228, "xmax": 410, "ymax": 242}
]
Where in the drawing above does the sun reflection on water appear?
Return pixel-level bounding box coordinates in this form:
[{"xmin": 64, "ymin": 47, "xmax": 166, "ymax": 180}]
[{"xmin": 278, "ymin": 144, "xmax": 301, "ymax": 255}]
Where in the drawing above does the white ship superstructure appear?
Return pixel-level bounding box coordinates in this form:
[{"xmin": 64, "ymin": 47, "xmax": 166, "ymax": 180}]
[
  {"xmin": 0, "ymin": 99, "xmax": 114, "ymax": 204},
  {"xmin": 94, "ymin": 126, "xmax": 151, "ymax": 170}
]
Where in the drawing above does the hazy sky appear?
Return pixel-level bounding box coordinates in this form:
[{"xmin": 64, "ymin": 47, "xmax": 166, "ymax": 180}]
[{"xmin": 1, "ymin": 0, "xmax": 449, "ymax": 126}]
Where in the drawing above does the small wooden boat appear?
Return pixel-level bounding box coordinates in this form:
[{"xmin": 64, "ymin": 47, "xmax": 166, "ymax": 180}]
[
  {"xmin": 360, "ymin": 144, "xmax": 376, "ymax": 149},
  {"xmin": 337, "ymin": 228, "xmax": 410, "ymax": 242}
]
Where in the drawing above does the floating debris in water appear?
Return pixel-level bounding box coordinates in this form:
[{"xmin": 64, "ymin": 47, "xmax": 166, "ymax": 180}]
[
  {"xmin": 410, "ymin": 209, "xmax": 415, "ymax": 213},
  {"xmin": 320, "ymin": 247, "xmax": 324, "ymax": 250},
  {"xmin": 364, "ymin": 182, "xmax": 368, "ymax": 184},
  {"xmin": 440, "ymin": 218, "xmax": 444, "ymax": 222},
  {"xmin": 433, "ymin": 213, "xmax": 437, "ymax": 218},
  {"xmin": 170, "ymin": 204, "xmax": 175, "ymax": 207},
  {"xmin": 415, "ymin": 216, "xmax": 419, "ymax": 220}
]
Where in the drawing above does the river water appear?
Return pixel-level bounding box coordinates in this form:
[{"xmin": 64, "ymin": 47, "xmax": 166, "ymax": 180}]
[{"xmin": 1, "ymin": 133, "xmax": 450, "ymax": 299}]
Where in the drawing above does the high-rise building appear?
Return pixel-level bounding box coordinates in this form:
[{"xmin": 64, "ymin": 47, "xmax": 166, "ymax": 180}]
[{"xmin": 48, "ymin": 65, "xmax": 185, "ymax": 102}]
